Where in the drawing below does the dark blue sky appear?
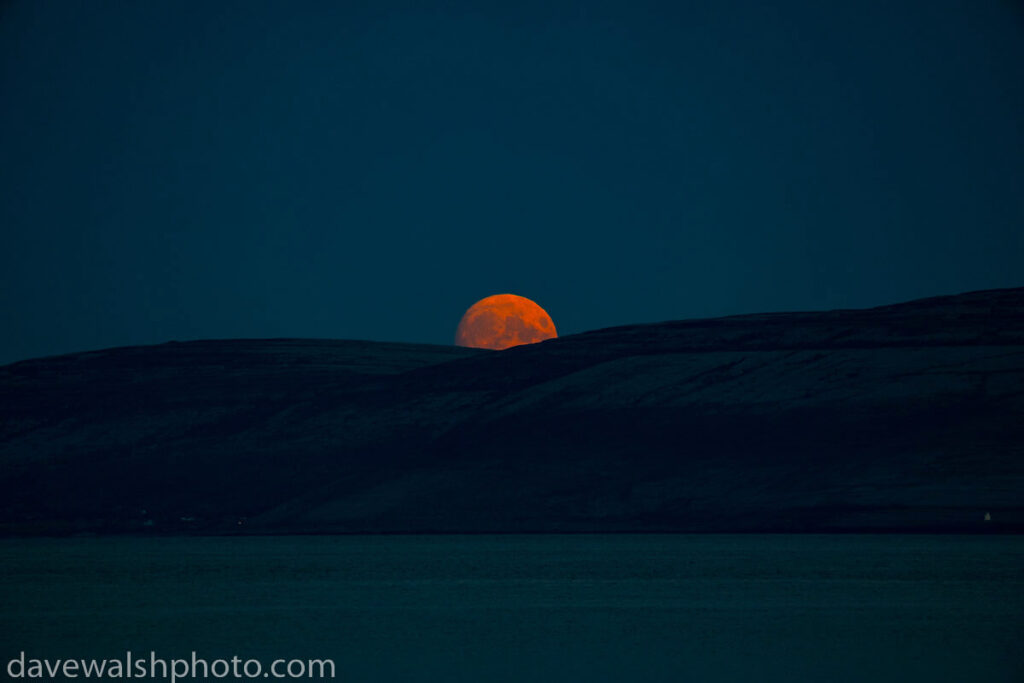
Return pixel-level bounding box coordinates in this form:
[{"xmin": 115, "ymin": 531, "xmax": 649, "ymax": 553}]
[{"xmin": 2, "ymin": 1, "xmax": 1022, "ymax": 363}]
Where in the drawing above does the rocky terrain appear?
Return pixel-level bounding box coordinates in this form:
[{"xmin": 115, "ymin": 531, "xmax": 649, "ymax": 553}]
[{"xmin": 1, "ymin": 288, "xmax": 1022, "ymax": 535}]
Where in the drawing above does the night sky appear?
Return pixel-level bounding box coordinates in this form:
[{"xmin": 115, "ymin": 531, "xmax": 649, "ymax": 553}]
[{"xmin": 2, "ymin": 1, "xmax": 1022, "ymax": 364}]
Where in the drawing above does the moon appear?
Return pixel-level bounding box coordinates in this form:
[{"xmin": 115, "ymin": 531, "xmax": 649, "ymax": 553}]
[{"xmin": 455, "ymin": 294, "xmax": 558, "ymax": 350}]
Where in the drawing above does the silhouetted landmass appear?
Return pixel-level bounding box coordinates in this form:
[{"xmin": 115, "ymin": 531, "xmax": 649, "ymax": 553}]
[{"xmin": 2, "ymin": 288, "xmax": 1022, "ymax": 535}]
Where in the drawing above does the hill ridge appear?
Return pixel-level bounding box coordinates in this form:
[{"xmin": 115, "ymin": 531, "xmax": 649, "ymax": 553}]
[{"xmin": 1, "ymin": 287, "xmax": 1022, "ymax": 535}]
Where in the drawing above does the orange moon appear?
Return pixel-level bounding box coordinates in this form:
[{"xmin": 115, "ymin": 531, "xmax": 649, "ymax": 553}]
[{"xmin": 455, "ymin": 294, "xmax": 558, "ymax": 350}]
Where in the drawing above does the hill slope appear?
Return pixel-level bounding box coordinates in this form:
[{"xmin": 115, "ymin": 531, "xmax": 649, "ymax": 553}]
[{"xmin": 2, "ymin": 289, "xmax": 1022, "ymax": 534}]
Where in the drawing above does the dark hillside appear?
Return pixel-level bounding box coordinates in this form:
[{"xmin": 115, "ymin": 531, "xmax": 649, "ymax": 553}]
[{"xmin": 1, "ymin": 289, "xmax": 1022, "ymax": 535}]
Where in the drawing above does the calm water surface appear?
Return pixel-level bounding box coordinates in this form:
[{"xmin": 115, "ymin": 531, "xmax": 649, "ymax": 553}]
[{"xmin": 1, "ymin": 535, "xmax": 1022, "ymax": 682}]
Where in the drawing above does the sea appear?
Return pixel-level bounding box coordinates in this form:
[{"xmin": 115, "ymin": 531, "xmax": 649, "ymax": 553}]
[{"xmin": 1, "ymin": 534, "xmax": 1021, "ymax": 682}]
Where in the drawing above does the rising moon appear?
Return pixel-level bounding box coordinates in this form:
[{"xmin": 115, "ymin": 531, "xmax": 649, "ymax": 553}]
[{"xmin": 455, "ymin": 294, "xmax": 558, "ymax": 350}]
